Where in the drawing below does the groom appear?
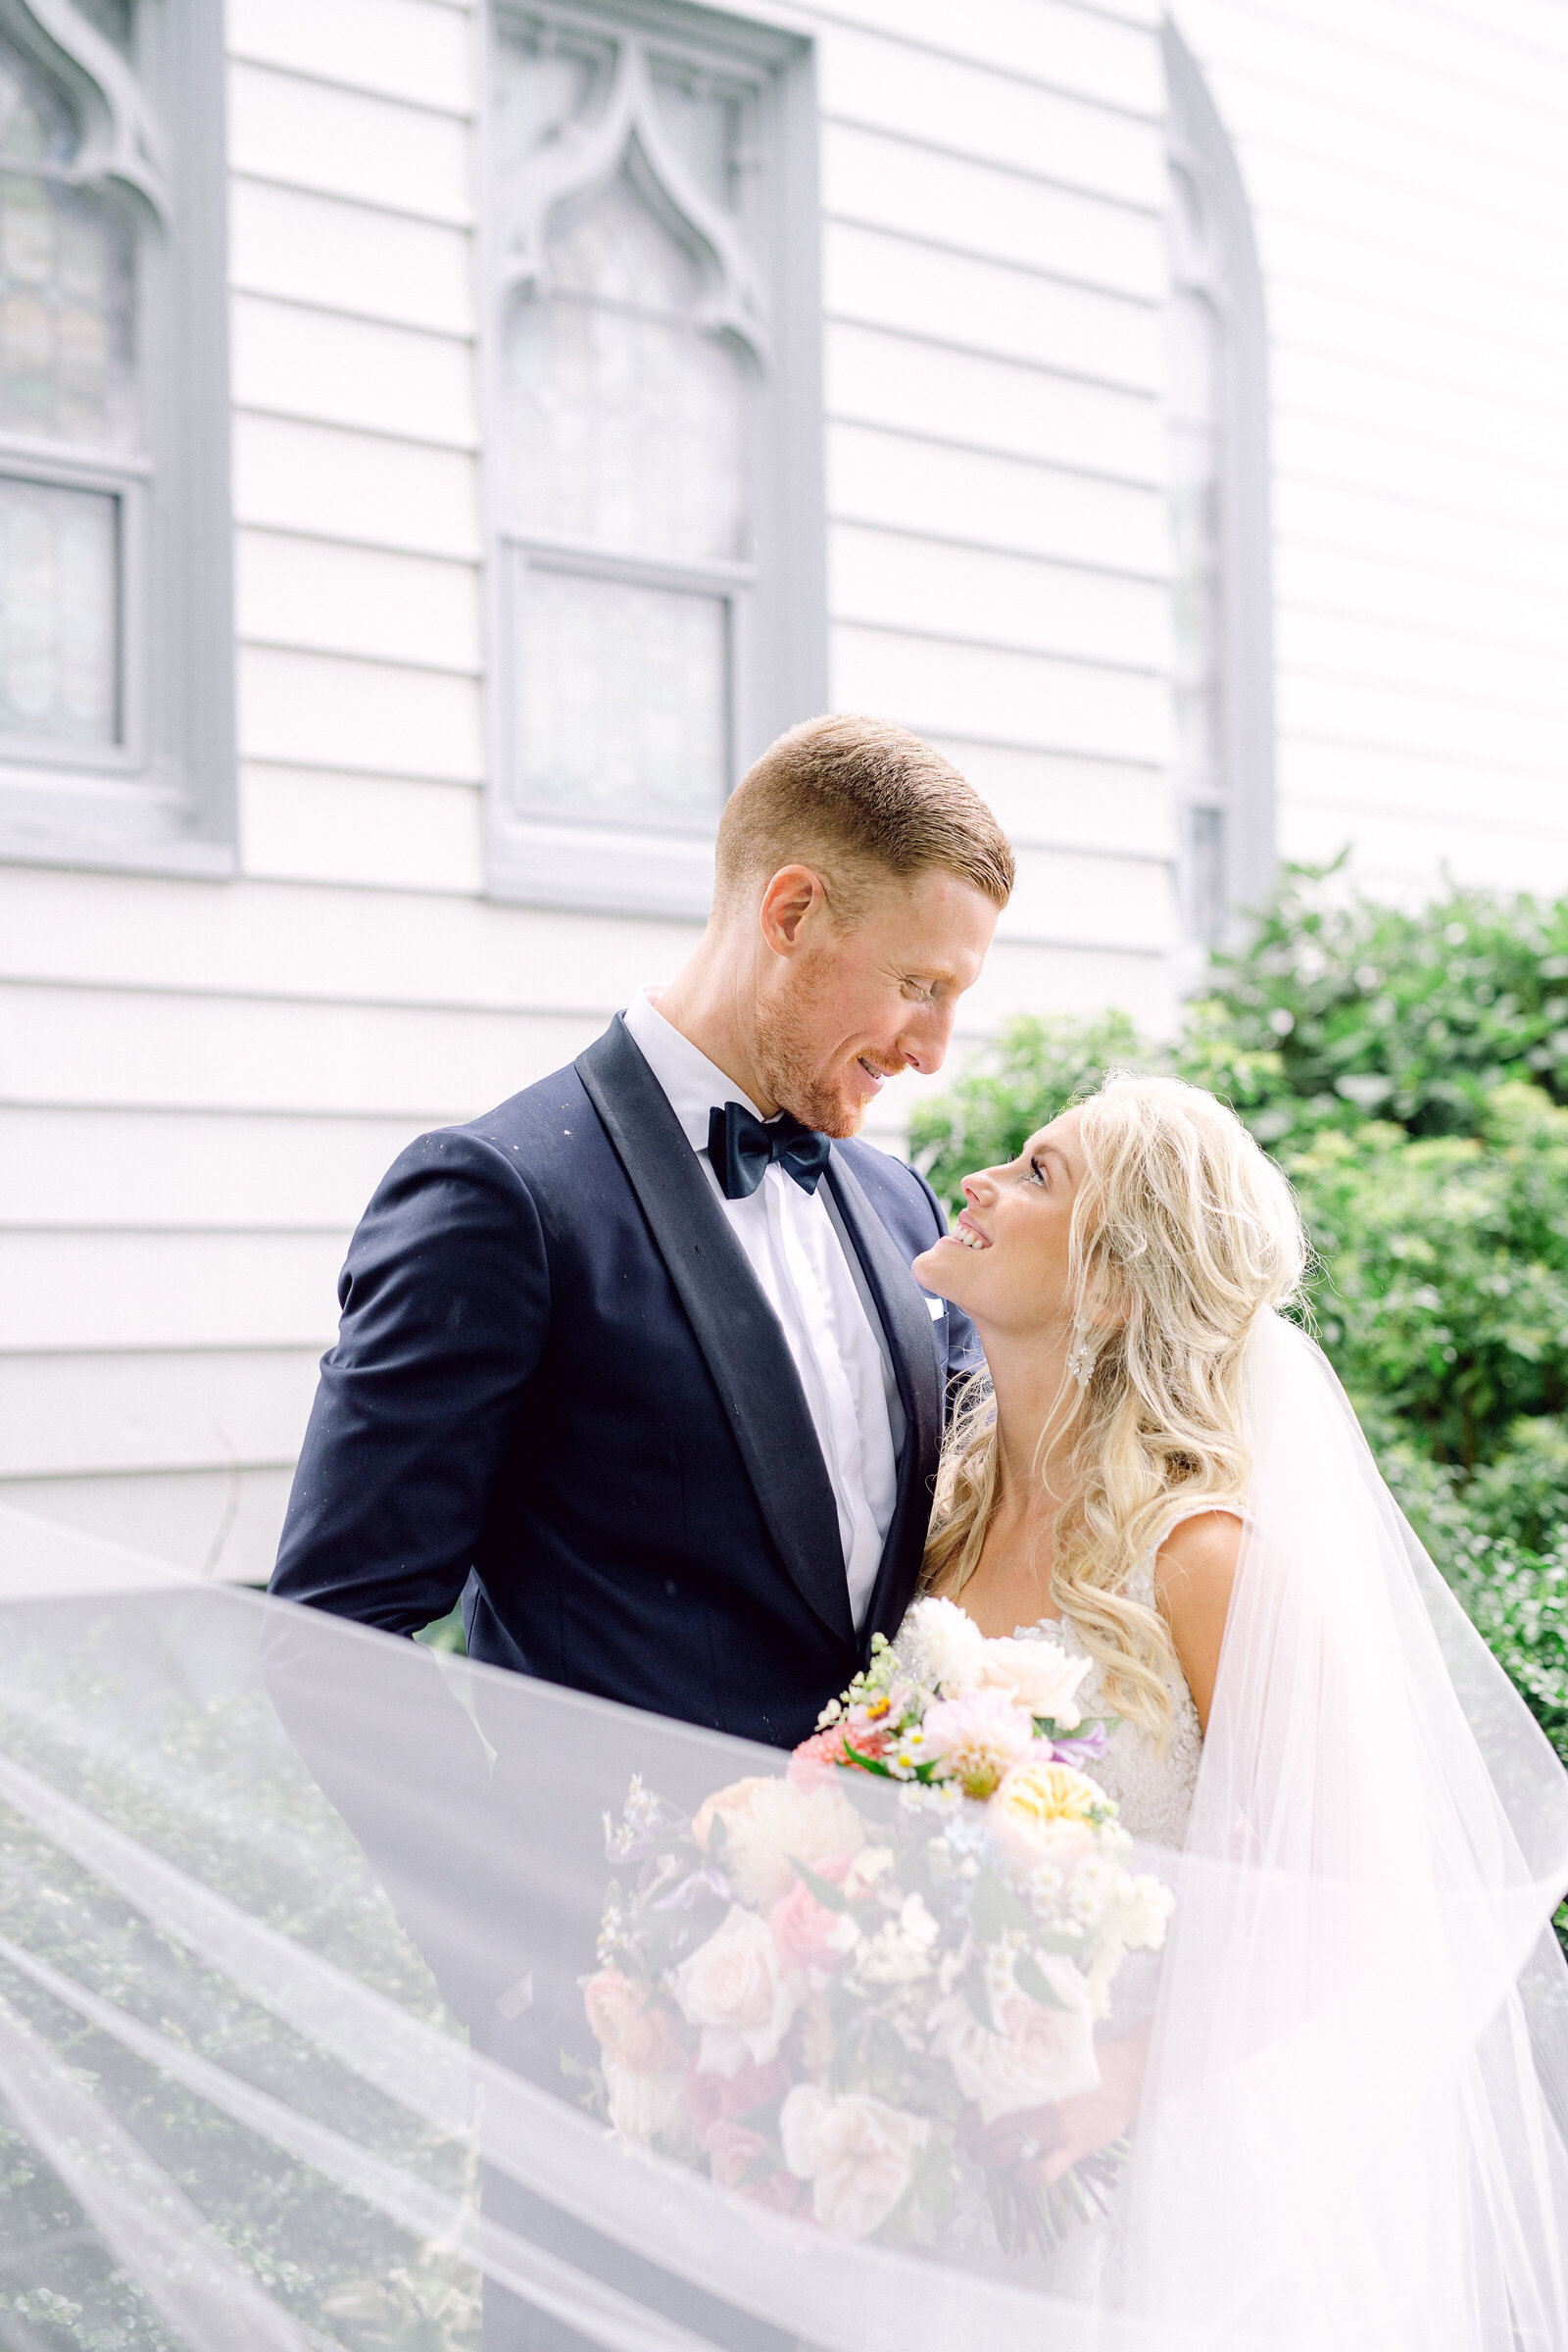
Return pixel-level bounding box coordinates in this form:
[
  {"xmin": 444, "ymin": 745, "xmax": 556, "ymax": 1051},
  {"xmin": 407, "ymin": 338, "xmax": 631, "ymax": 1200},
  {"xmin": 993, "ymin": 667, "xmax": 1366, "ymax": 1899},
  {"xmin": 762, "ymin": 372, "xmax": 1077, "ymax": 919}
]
[{"xmin": 270, "ymin": 715, "xmax": 1011, "ymax": 1748}]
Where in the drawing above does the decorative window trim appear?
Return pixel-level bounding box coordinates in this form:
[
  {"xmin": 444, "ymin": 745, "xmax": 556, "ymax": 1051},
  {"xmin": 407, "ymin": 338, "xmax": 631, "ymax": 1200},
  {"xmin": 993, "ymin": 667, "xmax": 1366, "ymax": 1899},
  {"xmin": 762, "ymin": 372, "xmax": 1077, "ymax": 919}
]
[
  {"xmin": 1163, "ymin": 20, "xmax": 1275, "ymax": 950},
  {"xmin": 478, "ymin": 0, "xmax": 827, "ymax": 919},
  {"xmin": 0, "ymin": 0, "xmax": 236, "ymax": 879}
]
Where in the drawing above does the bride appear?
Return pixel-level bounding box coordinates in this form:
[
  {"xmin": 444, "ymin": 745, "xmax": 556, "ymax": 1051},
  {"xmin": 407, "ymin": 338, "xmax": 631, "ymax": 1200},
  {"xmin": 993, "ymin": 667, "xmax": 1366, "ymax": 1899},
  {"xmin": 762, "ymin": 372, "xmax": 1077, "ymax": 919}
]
[{"xmin": 910, "ymin": 1071, "xmax": 1568, "ymax": 2341}]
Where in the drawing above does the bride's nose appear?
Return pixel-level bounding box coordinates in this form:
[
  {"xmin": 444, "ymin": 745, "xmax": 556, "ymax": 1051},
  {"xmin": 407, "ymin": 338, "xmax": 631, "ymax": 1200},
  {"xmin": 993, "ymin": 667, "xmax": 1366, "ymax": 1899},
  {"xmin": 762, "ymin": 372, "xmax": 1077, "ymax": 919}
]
[{"xmin": 961, "ymin": 1170, "xmax": 997, "ymax": 1208}]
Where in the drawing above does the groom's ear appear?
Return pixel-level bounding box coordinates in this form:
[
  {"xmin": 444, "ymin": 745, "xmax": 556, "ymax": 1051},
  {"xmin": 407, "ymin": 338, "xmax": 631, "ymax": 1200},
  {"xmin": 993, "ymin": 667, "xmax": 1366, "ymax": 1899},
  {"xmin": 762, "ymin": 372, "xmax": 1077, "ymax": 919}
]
[{"xmin": 758, "ymin": 863, "xmax": 835, "ymax": 956}]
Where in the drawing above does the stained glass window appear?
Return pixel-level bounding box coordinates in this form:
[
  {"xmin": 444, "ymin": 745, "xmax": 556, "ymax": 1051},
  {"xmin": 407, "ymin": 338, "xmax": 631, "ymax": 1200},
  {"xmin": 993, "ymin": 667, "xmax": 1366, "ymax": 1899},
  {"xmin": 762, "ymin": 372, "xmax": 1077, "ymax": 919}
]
[
  {"xmin": 494, "ymin": 15, "xmax": 757, "ymax": 838},
  {"xmin": 0, "ymin": 38, "xmax": 134, "ymax": 755}
]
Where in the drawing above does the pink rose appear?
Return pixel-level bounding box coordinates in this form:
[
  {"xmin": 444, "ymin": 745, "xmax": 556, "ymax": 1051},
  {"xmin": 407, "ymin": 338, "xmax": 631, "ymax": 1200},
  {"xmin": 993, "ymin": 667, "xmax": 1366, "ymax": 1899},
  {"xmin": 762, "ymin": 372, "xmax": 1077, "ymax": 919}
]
[
  {"xmin": 768, "ymin": 1862, "xmax": 853, "ymax": 1975},
  {"xmin": 704, "ymin": 2117, "xmax": 767, "ymax": 2188},
  {"xmin": 583, "ymin": 1971, "xmax": 689, "ymax": 2073},
  {"xmin": 928, "ymin": 1962, "xmax": 1100, "ymax": 2126},
  {"xmin": 779, "ymin": 2084, "xmax": 927, "ymax": 2239},
  {"xmin": 692, "ymin": 1778, "xmax": 864, "ymax": 1907},
  {"xmin": 788, "ymin": 1731, "xmax": 847, "ymax": 1790},
  {"xmin": 670, "ymin": 1907, "xmax": 799, "ymax": 2077},
  {"xmin": 684, "ymin": 2053, "xmax": 791, "ymax": 2145}
]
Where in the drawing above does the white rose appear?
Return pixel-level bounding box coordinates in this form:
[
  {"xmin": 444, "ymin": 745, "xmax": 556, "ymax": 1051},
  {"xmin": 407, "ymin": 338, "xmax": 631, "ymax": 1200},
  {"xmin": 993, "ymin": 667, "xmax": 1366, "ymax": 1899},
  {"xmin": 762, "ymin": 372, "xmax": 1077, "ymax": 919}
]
[
  {"xmin": 898, "ymin": 1596, "xmax": 986, "ymax": 1696},
  {"xmin": 669, "ymin": 1905, "xmax": 799, "ymax": 2079},
  {"xmin": 929, "ymin": 1957, "xmax": 1100, "ymax": 2124},
  {"xmin": 694, "ymin": 1777, "xmax": 865, "ymax": 1908},
  {"xmin": 853, "ymin": 1892, "xmax": 942, "ymax": 1987},
  {"xmin": 603, "ymin": 2058, "xmax": 688, "ymax": 2149},
  {"xmin": 779, "ymin": 2084, "xmax": 927, "ymax": 2239},
  {"xmin": 978, "ymin": 1636, "xmax": 1093, "ymax": 1729},
  {"xmin": 1118, "ymin": 1870, "xmax": 1175, "ymax": 1953}
]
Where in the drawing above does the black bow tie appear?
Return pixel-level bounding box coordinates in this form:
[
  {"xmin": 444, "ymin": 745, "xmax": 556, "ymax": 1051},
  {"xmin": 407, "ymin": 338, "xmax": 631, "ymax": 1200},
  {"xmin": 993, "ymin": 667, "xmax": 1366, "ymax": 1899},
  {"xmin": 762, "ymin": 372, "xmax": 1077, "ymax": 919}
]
[{"xmin": 708, "ymin": 1102, "xmax": 832, "ymax": 1200}]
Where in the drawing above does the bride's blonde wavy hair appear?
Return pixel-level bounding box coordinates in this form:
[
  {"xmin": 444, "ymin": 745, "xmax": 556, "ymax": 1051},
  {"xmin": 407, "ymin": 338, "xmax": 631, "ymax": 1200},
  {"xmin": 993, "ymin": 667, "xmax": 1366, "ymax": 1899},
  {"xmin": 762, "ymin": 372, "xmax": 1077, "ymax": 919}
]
[{"xmin": 922, "ymin": 1073, "xmax": 1307, "ymax": 1736}]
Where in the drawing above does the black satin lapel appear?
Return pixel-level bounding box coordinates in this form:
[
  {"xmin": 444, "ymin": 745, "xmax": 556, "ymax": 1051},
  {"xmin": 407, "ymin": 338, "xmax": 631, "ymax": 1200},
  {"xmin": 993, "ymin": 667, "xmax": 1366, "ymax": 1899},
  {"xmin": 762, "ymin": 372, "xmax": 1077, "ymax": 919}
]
[
  {"xmin": 574, "ymin": 1018, "xmax": 854, "ymax": 1650},
  {"xmin": 822, "ymin": 1151, "xmax": 944, "ymax": 1647}
]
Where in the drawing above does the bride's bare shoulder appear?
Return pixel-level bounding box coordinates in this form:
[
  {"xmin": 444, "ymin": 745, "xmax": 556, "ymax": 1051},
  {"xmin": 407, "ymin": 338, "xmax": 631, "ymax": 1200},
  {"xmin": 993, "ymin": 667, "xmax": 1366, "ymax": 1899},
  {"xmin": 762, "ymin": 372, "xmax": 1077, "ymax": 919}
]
[{"xmin": 1152, "ymin": 1509, "xmax": 1245, "ymax": 1731}]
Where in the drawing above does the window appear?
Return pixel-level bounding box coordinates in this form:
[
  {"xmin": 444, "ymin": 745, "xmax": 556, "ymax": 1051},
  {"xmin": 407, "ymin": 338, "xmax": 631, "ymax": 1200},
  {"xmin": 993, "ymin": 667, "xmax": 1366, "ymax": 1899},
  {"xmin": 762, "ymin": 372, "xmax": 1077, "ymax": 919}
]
[
  {"xmin": 484, "ymin": 0, "xmax": 825, "ymax": 915},
  {"xmin": 0, "ymin": 0, "xmax": 233, "ymax": 873},
  {"xmin": 1163, "ymin": 23, "xmax": 1274, "ymax": 960}
]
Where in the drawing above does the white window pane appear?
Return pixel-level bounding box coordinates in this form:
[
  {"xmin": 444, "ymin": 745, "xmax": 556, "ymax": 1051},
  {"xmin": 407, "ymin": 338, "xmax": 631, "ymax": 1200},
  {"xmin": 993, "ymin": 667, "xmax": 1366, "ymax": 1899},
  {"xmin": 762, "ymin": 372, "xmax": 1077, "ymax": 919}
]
[
  {"xmin": 513, "ymin": 565, "xmax": 727, "ymax": 830},
  {"xmin": 0, "ymin": 475, "xmax": 119, "ymax": 744},
  {"xmin": 0, "ymin": 172, "xmax": 134, "ymax": 444},
  {"xmin": 504, "ymin": 169, "xmax": 747, "ymax": 565}
]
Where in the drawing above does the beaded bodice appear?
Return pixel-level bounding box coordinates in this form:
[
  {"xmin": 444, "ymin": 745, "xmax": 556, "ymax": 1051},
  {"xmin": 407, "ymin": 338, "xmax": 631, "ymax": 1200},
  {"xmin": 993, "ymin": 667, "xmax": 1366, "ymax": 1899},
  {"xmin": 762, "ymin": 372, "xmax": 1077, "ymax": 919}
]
[{"xmin": 1016, "ymin": 1557, "xmax": 1202, "ymax": 1849}]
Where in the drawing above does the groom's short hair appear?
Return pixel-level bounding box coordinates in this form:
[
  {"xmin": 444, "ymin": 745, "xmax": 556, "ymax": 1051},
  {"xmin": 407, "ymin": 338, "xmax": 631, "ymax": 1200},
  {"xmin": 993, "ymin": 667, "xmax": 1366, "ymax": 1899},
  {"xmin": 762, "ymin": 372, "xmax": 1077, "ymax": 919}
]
[{"xmin": 714, "ymin": 715, "xmax": 1014, "ymax": 916}]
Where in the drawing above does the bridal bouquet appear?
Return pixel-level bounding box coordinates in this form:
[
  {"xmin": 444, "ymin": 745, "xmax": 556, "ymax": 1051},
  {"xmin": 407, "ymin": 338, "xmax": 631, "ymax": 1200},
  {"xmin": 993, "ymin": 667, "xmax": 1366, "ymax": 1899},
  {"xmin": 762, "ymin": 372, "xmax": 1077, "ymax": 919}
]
[{"xmin": 583, "ymin": 1599, "xmax": 1173, "ymax": 2254}]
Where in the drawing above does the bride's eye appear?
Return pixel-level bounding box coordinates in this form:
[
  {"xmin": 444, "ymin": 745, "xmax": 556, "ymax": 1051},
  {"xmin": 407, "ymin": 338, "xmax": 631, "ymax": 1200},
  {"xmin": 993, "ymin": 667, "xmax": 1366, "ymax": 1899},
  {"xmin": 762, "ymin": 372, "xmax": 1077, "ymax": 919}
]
[{"xmin": 1025, "ymin": 1156, "xmax": 1048, "ymax": 1189}]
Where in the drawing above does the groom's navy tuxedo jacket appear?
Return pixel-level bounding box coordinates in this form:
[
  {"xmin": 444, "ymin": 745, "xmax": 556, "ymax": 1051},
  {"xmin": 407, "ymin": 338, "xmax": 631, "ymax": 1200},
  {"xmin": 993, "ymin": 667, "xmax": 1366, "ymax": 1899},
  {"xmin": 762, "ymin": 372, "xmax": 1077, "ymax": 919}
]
[{"xmin": 271, "ymin": 1014, "xmax": 980, "ymax": 1749}]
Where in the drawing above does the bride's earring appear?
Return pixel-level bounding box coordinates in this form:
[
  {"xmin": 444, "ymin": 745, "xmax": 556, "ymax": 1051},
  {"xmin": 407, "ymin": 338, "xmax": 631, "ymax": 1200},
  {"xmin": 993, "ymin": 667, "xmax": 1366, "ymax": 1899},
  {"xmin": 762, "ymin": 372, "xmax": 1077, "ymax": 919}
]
[{"xmin": 1066, "ymin": 1323, "xmax": 1097, "ymax": 1390}]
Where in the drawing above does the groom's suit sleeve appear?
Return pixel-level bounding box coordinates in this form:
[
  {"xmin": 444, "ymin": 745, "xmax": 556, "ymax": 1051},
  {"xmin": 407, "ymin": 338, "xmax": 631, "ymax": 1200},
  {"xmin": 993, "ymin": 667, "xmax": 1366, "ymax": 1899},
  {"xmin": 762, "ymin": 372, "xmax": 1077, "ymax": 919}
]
[{"xmin": 271, "ymin": 1129, "xmax": 548, "ymax": 1631}]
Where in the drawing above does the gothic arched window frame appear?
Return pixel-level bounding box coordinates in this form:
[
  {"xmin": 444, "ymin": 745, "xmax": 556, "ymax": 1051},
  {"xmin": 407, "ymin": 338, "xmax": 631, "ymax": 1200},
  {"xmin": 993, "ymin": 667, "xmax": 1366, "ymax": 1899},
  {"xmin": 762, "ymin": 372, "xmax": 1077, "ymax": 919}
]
[
  {"xmin": 0, "ymin": 0, "xmax": 235, "ymax": 876},
  {"xmin": 480, "ymin": 0, "xmax": 827, "ymax": 918},
  {"xmin": 1163, "ymin": 20, "xmax": 1275, "ymax": 960}
]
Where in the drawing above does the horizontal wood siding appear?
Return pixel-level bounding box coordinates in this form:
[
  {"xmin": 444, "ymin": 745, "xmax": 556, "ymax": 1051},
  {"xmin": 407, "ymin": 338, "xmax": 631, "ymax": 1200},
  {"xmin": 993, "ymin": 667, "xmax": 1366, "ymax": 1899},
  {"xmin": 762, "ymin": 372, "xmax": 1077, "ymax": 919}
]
[
  {"xmin": 0, "ymin": 0, "xmax": 1175, "ymax": 1578},
  {"xmin": 1172, "ymin": 0, "xmax": 1568, "ymax": 902}
]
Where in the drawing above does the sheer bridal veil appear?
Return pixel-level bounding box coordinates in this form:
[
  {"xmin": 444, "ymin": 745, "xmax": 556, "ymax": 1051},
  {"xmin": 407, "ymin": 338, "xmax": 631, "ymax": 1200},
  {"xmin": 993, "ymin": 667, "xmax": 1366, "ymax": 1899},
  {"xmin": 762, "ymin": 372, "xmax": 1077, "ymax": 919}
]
[{"xmin": 0, "ymin": 1308, "xmax": 1564, "ymax": 2352}]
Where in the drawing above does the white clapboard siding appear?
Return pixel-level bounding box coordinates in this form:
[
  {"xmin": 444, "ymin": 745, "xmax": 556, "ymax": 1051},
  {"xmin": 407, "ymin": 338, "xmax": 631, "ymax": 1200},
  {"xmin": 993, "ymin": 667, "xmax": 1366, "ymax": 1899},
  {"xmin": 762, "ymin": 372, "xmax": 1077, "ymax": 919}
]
[
  {"xmin": 226, "ymin": 0, "xmax": 472, "ymax": 116},
  {"xmin": 226, "ymin": 61, "xmax": 471, "ymax": 222},
  {"xmin": 238, "ymin": 647, "xmax": 483, "ymax": 778},
  {"xmin": 1281, "ymin": 802, "xmax": 1568, "ymax": 899},
  {"xmin": 1258, "ymin": 211, "xmax": 1568, "ymax": 336},
  {"xmin": 821, "ymin": 122, "xmax": 1165, "ymax": 301},
  {"xmin": 231, "ymin": 297, "xmax": 476, "ymax": 446},
  {"xmin": 233, "ymin": 415, "xmax": 481, "ymax": 561},
  {"xmin": 828, "ymin": 424, "xmax": 1168, "ymax": 574},
  {"xmin": 0, "ymin": 987, "xmax": 599, "ymax": 1123},
  {"xmin": 817, "ymin": 24, "xmax": 1164, "ymax": 209},
  {"xmin": 229, "ymin": 179, "xmax": 474, "ymax": 338},
  {"xmin": 1276, "ymin": 540, "xmax": 1568, "ymax": 652},
  {"xmin": 831, "ymin": 523, "xmax": 1170, "ymax": 670},
  {"xmin": 0, "ymin": 1107, "xmax": 422, "ymax": 1229},
  {"xmin": 824, "ymin": 324, "xmax": 1164, "ymax": 482},
  {"xmin": 1272, "ymin": 476, "xmax": 1568, "ymax": 597},
  {"xmin": 1004, "ymin": 845, "xmax": 1176, "ymax": 952},
  {"xmin": 1, "ymin": 1233, "xmax": 351, "ymax": 1354},
  {"xmin": 1278, "ymin": 610, "xmax": 1568, "ymax": 712},
  {"xmin": 0, "ymin": 868, "xmax": 704, "ymax": 1012},
  {"xmin": 1242, "ymin": 143, "xmax": 1568, "ymax": 293},
  {"xmin": 0, "ymin": 1469, "xmax": 299, "ymax": 1584},
  {"xmin": 811, "ymin": 0, "xmax": 1162, "ymax": 110},
  {"xmin": 823, "ymin": 222, "xmax": 1160, "ymax": 390},
  {"xmin": 832, "ymin": 625, "xmax": 1167, "ymax": 764},
  {"xmin": 237, "ymin": 532, "xmax": 481, "ymax": 674},
  {"xmin": 931, "ymin": 741, "xmax": 1175, "ymax": 858},
  {"xmin": 242, "ymin": 768, "xmax": 484, "ymax": 894},
  {"xmin": 1274, "ymin": 739, "xmax": 1568, "ymax": 831},
  {"xmin": 0, "ymin": 1350, "xmax": 325, "ymax": 1480}
]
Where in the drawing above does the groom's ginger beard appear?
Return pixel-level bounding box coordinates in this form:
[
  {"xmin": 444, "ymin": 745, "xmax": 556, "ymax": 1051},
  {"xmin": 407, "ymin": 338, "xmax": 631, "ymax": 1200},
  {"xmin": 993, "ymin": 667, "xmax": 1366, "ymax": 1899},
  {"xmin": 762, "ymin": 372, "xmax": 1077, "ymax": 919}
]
[{"xmin": 753, "ymin": 962, "xmax": 904, "ymax": 1140}]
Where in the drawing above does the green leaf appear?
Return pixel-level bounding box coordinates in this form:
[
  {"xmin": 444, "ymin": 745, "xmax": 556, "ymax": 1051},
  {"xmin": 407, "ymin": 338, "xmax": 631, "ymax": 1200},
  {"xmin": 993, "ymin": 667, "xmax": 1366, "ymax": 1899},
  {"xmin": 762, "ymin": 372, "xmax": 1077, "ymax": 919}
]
[
  {"xmin": 789, "ymin": 1856, "xmax": 851, "ymax": 1912},
  {"xmin": 970, "ymin": 1865, "xmax": 1031, "ymax": 1945},
  {"xmin": 1013, "ymin": 1949, "xmax": 1068, "ymax": 2009}
]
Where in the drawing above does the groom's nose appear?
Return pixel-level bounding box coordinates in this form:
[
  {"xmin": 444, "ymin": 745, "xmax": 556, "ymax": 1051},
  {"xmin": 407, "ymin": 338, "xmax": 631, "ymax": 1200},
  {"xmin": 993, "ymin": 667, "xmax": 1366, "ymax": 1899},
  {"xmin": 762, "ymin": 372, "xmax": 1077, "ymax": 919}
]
[{"xmin": 896, "ymin": 996, "xmax": 958, "ymax": 1076}]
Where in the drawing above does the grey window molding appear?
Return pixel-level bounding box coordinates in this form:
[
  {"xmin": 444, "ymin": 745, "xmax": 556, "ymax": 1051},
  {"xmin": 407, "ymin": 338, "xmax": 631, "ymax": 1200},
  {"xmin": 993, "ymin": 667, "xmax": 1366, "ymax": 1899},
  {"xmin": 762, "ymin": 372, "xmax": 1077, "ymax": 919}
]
[
  {"xmin": 0, "ymin": 0, "xmax": 236, "ymax": 880},
  {"xmin": 479, "ymin": 0, "xmax": 827, "ymax": 920},
  {"xmin": 1163, "ymin": 19, "xmax": 1274, "ymax": 957}
]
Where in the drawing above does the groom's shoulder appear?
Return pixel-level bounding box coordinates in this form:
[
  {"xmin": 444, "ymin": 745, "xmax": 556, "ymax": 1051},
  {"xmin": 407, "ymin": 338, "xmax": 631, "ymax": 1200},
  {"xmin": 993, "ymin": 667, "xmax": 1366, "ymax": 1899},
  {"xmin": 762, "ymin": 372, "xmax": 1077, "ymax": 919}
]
[{"xmin": 833, "ymin": 1134, "xmax": 946, "ymax": 1245}]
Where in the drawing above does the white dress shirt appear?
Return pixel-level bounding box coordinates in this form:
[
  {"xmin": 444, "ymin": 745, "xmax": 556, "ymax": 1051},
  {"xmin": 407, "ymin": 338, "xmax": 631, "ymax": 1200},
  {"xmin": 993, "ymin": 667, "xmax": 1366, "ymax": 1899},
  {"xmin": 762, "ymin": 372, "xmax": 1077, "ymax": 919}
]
[{"xmin": 622, "ymin": 988, "xmax": 900, "ymax": 1632}]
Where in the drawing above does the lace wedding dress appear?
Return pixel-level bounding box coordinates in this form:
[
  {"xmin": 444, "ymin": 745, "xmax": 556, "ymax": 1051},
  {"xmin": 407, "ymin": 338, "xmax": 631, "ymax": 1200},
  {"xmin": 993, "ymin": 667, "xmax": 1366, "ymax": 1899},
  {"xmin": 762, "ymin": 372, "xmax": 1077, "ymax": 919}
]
[{"xmin": 1015, "ymin": 1554, "xmax": 1203, "ymax": 1848}]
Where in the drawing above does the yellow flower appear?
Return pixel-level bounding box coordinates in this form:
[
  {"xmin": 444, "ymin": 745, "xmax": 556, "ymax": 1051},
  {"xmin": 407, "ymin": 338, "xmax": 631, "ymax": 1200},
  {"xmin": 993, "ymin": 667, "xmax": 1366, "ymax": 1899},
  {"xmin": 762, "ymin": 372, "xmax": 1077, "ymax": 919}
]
[{"xmin": 994, "ymin": 1760, "xmax": 1102, "ymax": 1836}]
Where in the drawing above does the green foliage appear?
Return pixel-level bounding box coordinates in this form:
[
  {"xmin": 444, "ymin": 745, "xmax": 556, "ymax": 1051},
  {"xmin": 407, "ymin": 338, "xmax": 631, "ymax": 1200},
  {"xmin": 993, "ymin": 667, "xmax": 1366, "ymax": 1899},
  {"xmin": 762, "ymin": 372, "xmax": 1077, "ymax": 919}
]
[
  {"xmin": 909, "ymin": 1010, "xmax": 1152, "ymax": 1211},
  {"xmin": 909, "ymin": 867, "xmax": 1568, "ymax": 1812},
  {"xmin": 1194, "ymin": 858, "xmax": 1568, "ymax": 1149}
]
